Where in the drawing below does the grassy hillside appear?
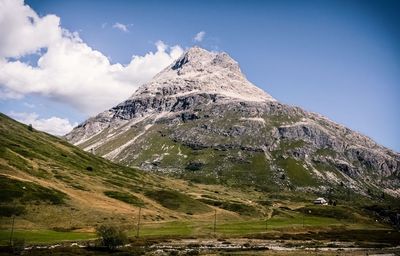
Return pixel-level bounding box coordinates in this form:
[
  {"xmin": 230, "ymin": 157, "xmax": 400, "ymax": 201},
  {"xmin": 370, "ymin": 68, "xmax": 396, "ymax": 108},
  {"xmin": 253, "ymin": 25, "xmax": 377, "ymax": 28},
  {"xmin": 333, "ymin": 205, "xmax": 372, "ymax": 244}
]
[
  {"xmin": 0, "ymin": 113, "xmax": 398, "ymax": 246},
  {"xmin": 1, "ymin": 113, "xmax": 228, "ymax": 224},
  {"xmin": 0, "ymin": 113, "xmax": 269, "ymax": 233}
]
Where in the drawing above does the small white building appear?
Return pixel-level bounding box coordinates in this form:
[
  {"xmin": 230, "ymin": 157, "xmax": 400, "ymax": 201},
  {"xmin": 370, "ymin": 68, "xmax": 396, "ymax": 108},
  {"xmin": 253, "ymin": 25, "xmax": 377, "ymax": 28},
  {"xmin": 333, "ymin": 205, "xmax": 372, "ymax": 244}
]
[{"xmin": 313, "ymin": 197, "xmax": 328, "ymax": 205}]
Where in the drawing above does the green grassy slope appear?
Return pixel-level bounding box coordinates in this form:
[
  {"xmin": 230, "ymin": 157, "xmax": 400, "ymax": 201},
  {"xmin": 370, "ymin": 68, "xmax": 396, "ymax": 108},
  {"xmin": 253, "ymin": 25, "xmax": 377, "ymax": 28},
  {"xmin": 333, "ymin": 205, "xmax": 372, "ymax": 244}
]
[
  {"xmin": 0, "ymin": 113, "xmax": 270, "ymax": 231},
  {"xmin": 0, "ymin": 113, "xmax": 216, "ymax": 228}
]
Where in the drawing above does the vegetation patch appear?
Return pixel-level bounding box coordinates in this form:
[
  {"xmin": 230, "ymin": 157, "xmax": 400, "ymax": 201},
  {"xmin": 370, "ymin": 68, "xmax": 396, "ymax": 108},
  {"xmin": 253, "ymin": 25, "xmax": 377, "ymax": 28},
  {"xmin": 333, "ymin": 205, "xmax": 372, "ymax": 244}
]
[
  {"xmin": 315, "ymin": 148, "xmax": 337, "ymax": 157},
  {"xmin": 145, "ymin": 190, "xmax": 211, "ymax": 214},
  {"xmin": 271, "ymin": 207, "xmax": 296, "ymax": 218},
  {"xmin": 275, "ymin": 157, "xmax": 318, "ymax": 187},
  {"xmin": 297, "ymin": 205, "xmax": 358, "ymax": 220},
  {"xmin": 266, "ymin": 192, "xmax": 313, "ymax": 203},
  {"xmin": 0, "ymin": 175, "xmax": 66, "ymax": 205},
  {"xmin": 279, "ymin": 140, "xmax": 306, "ymax": 151},
  {"xmin": 199, "ymin": 198, "xmax": 261, "ymax": 216},
  {"xmin": 104, "ymin": 191, "xmax": 144, "ymax": 207}
]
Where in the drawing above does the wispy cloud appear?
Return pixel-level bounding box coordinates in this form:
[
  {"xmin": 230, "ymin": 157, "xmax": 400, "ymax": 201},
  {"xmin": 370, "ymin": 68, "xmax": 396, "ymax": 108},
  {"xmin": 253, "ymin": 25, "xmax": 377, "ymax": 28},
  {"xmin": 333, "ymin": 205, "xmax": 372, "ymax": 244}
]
[
  {"xmin": 112, "ymin": 22, "xmax": 130, "ymax": 32},
  {"xmin": 23, "ymin": 102, "xmax": 35, "ymax": 108},
  {"xmin": 194, "ymin": 31, "xmax": 206, "ymax": 42}
]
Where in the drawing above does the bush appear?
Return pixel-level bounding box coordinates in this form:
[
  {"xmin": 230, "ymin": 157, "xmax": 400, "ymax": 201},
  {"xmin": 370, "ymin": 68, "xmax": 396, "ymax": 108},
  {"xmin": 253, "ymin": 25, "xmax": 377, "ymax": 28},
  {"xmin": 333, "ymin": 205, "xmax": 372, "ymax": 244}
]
[
  {"xmin": 96, "ymin": 225, "xmax": 128, "ymax": 250},
  {"xmin": 0, "ymin": 205, "xmax": 25, "ymax": 217},
  {"xmin": 185, "ymin": 162, "xmax": 204, "ymax": 171}
]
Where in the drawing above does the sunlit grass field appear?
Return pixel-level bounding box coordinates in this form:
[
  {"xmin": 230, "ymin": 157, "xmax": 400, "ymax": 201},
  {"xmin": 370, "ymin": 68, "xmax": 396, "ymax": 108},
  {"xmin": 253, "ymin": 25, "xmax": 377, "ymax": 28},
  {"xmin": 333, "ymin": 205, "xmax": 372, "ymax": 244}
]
[{"xmin": 0, "ymin": 210, "xmax": 388, "ymax": 245}]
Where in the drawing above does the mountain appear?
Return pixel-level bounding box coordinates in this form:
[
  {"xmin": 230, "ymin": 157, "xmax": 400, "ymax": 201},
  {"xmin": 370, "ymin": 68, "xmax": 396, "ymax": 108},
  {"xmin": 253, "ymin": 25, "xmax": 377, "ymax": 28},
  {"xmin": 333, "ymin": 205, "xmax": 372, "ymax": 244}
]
[{"xmin": 66, "ymin": 47, "xmax": 400, "ymax": 198}]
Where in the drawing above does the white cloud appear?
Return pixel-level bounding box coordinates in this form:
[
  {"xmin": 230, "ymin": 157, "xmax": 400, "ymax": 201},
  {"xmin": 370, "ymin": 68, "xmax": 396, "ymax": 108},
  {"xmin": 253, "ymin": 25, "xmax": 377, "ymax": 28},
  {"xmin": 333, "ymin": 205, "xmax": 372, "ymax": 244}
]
[
  {"xmin": 0, "ymin": 0, "xmax": 184, "ymax": 116},
  {"xmin": 0, "ymin": 0, "xmax": 61, "ymax": 58},
  {"xmin": 194, "ymin": 31, "xmax": 206, "ymax": 42},
  {"xmin": 9, "ymin": 111, "xmax": 78, "ymax": 136},
  {"xmin": 112, "ymin": 22, "xmax": 129, "ymax": 32}
]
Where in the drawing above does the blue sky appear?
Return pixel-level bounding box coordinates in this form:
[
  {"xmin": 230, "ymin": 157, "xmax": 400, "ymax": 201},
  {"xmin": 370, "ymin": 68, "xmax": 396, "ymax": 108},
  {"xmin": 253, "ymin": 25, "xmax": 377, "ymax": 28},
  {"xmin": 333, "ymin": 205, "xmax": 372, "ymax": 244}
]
[{"xmin": 0, "ymin": 0, "xmax": 399, "ymax": 152}]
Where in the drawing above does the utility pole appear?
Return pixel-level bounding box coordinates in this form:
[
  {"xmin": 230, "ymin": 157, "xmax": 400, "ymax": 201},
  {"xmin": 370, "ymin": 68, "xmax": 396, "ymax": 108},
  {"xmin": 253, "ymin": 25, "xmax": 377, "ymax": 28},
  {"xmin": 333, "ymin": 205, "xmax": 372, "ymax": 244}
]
[
  {"xmin": 136, "ymin": 207, "xmax": 142, "ymax": 238},
  {"xmin": 213, "ymin": 209, "xmax": 217, "ymax": 237},
  {"xmin": 347, "ymin": 182, "xmax": 351, "ymax": 202},
  {"xmin": 303, "ymin": 210, "xmax": 311, "ymax": 228},
  {"xmin": 10, "ymin": 187, "xmax": 25, "ymax": 247},
  {"xmin": 9, "ymin": 214, "xmax": 15, "ymax": 247}
]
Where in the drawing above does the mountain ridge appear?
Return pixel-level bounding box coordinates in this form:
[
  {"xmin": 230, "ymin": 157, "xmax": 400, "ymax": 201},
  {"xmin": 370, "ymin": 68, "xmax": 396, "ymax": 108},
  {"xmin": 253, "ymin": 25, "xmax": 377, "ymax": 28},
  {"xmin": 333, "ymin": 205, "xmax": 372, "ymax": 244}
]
[{"xmin": 65, "ymin": 47, "xmax": 400, "ymax": 198}]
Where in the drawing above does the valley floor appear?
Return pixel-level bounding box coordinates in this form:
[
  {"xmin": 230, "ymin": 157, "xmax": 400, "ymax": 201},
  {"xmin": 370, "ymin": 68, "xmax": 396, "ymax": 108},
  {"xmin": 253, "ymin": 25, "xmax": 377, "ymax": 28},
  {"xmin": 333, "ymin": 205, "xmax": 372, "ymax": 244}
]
[
  {"xmin": 1, "ymin": 237, "xmax": 400, "ymax": 255},
  {"xmin": 1, "ymin": 220, "xmax": 399, "ymax": 255}
]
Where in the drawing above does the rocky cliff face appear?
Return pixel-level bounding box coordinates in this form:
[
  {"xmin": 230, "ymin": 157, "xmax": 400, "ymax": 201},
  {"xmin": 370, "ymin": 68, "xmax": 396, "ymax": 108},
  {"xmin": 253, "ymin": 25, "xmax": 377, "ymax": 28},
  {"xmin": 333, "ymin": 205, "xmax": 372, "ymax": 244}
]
[{"xmin": 65, "ymin": 47, "xmax": 400, "ymax": 198}]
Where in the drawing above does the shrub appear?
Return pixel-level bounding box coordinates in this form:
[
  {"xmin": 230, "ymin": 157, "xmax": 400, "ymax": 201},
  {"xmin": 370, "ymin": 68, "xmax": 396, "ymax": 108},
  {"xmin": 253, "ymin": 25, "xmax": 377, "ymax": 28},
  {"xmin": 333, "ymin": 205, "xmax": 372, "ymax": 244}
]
[
  {"xmin": 185, "ymin": 162, "xmax": 204, "ymax": 171},
  {"xmin": 0, "ymin": 205, "xmax": 25, "ymax": 217},
  {"xmin": 96, "ymin": 225, "xmax": 128, "ymax": 250}
]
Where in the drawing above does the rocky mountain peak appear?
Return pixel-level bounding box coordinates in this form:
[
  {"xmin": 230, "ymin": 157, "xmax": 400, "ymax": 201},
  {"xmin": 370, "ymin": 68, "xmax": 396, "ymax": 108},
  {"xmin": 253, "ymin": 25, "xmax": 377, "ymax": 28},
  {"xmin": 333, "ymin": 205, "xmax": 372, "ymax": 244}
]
[
  {"xmin": 155, "ymin": 46, "xmax": 242, "ymax": 80},
  {"xmin": 133, "ymin": 46, "xmax": 275, "ymax": 102},
  {"xmin": 168, "ymin": 46, "xmax": 240, "ymax": 74}
]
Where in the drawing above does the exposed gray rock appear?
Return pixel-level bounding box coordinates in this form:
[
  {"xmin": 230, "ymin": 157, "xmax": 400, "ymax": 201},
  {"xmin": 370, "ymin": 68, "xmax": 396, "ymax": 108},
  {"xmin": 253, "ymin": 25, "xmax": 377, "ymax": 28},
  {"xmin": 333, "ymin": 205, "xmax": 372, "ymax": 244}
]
[{"xmin": 65, "ymin": 47, "xmax": 400, "ymax": 197}]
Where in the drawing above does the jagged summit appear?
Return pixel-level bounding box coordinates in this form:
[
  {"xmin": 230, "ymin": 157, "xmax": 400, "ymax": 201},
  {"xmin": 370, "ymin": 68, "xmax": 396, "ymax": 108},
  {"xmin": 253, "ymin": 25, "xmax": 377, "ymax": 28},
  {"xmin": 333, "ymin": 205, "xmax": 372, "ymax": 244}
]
[
  {"xmin": 166, "ymin": 46, "xmax": 240, "ymax": 74},
  {"xmin": 154, "ymin": 46, "xmax": 240, "ymax": 78},
  {"xmin": 132, "ymin": 46, "xmax": 276, "ymax": 102}
]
